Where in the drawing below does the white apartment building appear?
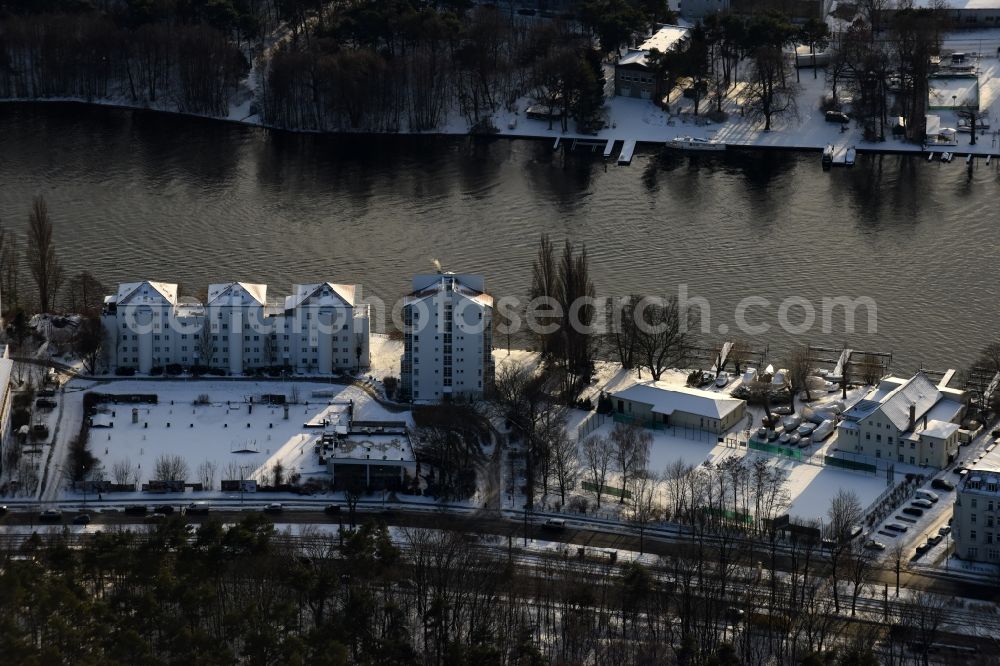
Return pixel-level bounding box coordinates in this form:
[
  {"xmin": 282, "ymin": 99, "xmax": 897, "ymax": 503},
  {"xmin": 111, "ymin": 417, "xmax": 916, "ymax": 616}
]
[
  {"xmin": 399, "ymin": 273, "xmax": 494, "ymax": 403},
  {"xmin": 836, "ymin": 372, "xmax": 965, "ymax": 469},
  {"xmin": 102, "ymin": 280, "xmax": 369, "ymax": 375},
  {"xmin": 953, "ymin": 454, "xmax": 1000, "ymax": 564}
]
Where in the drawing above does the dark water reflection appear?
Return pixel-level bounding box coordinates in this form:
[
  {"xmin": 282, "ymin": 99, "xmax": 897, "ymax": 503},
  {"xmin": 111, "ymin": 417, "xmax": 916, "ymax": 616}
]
[{"xmin": 1, "ymin": 102, "xmax": 998, "ymax": 370}]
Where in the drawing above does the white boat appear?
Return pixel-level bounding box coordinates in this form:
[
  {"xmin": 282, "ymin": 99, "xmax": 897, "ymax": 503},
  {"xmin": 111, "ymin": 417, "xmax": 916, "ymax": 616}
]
[
  {"xmin": 845, "ymin": 146, "xmax": 856, "ymax": 166},
  {"xmin": 666, "ymin": 136, "xmax": 726, "ymax": 152},
  {"xmin": 822, "ymin": 144, "xmax": 834, "ymax": 166},
  {"xmin": 941, "ymin": 152, "xmax": 953, "ymax": 162},
  {"xmin": 813, "ymin": 419, "xmax": 835, "ymax": 441},
  {"xmin": 715, "ymin": 372, "xmax": 730, "ymax": 387}
]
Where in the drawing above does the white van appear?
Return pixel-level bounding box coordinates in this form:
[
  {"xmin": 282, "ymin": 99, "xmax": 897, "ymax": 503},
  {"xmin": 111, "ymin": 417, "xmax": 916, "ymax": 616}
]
[{"xmin": 543, "ymin": 518, "xmax": 566, "ymax": 530}]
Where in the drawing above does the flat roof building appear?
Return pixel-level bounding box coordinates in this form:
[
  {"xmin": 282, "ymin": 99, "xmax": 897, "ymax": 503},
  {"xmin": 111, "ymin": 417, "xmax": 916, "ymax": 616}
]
[{"xmin": 610, "ymin": 381, "xmax": 746, "ymax": 434}]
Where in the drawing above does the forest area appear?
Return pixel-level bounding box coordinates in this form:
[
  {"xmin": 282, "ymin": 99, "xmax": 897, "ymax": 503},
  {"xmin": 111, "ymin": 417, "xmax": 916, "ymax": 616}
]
[{"xmin": 0, "ymin": 514, "xmax": 970, "ymax": 666}]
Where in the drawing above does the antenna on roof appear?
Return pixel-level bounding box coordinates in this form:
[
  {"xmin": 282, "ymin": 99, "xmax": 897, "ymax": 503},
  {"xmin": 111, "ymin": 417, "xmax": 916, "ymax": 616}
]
[{"xmin": 432, "ymin": 259, "xmax": 443, "ymax": 274}]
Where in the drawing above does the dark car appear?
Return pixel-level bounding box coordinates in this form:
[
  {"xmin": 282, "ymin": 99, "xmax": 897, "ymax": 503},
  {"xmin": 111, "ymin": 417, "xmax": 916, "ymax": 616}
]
[
  {"xmin": 262, "ymin": 503, "xmax": 284, "ymax": 514},
  {"xmin": 154, "ymin": 505, "xmax": 175, "ymax": 514},
  {"xmin": 825, "ymin": 110, "xmax": 850, "ymax": 124},
  {"xmin": 324, "ymin": 504, "xmax": 341, "ymax": 515},
  {"xmin": 902, "ymin": 507, "xmax": 924, "ymax": 518},
  {"xmin": 144, "ymin": 513, "xmax": 167, "ymax": 523},
  {"xmin": 35, "ymin": 398, "xmax": 57, "ymax": 410},
  {"xmin": 186, "ymin": 502, "xmax": 210, "ymax": 515},
  {"xmin": 932, "ymin": 478, "xmax": 955, "ymax": 491},
  {"xmin": 37, "ymin": 389, "xmax": 56, "ymax": 398},
  {"xmin": 72, "ymin": 513, "xmax": 91, "ymax": 525},
  {"xmin": 39, "ymin": 509, "xmax": 62, "ymax": 522},
  {"xmin": 0, "ymin": 505, "xmax": 7, "ymax": 515},
  {"xmin": 124, "ymin": 505, "xmax": 148, "ymax": 516}
]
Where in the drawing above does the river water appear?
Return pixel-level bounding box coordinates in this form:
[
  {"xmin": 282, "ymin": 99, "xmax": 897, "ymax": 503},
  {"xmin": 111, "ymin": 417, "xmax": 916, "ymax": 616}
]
[{"xmin": 0, "ymin": 102, "xmax": 996, "ymax": 371}]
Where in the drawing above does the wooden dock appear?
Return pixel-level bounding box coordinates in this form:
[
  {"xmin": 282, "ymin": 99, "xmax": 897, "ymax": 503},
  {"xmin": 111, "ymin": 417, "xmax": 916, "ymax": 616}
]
[
  {"xmin": 617, "ymin": 139, "xmax": 636, "ymax": 165},
  {"xmin": 603, "ymin": 139, "xmax": 617, "ymax": 158}
]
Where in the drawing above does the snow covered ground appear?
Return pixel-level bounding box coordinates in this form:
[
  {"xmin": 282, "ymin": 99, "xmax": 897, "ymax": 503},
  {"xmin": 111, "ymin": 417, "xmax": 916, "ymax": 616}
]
[
  {"xmin": 10, "ymin": 30, "xmax": 1000, "ymax": 157},
  {"xmin": 62, "ymin": 379, "xmax": 409, "ymax": 496}
]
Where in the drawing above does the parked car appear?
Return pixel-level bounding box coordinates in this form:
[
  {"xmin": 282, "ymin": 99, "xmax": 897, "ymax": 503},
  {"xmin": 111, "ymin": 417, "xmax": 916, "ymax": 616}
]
[
  {"xmin": 915, "ymin": 542, "xmax": 932, "ymax": 556},
  {"xmin": 938, "ymin": 525, "xmax": 952, "ymax": 536},
  {"xmin": 928, "ymin": 535, "xmax": 943, "ymax": 546},
  {"xmin": 35, "ymin": 398, "xmax": 57, "ymax": 409},
  {"xmin": 911, "ymin": 499, "xmax": 933, "ymax": 510},
  {"xmin": 952, "ymin": 466, "xmax": 967, "ymax": 475},
  {"xmin": 324, "ymin": 504, "xmax": 341, "ymax": 515},
  {"xmin": 144, "ymin": 512, "xmax": 167, "ymax": 523},
  {"xmin": 39, "ymin": 509, "xmax": 62, "ymax": 522},
  {"xmin": 864, "ymin": 539, "xmax": 887, "ymax": 551},
  {"xmin": 825, "ymin": 110, "xmax": 850, "ymax": 123},
  {"xmin": 915, "ymin": 490, "xmax": 939, "ymax": 503},
  {"xmin": 543, "ymin": 518, "xmax": 566, "ymax": 530},
  {"xmin": 124, "ymin": 505, "xmax": 148, "ymax": 516},
  {"xmin": 72, "ymin": 513, "xmax": 91, "ymax": 525},
  {"xmin": 186, "ymin": 502, "xmax": 210, "ymax": 515},
  {"xmin": 154, "ymin": 505, "xmax": 175, "ymax": 514},
  {"xmin": 0, "ymin": 505, "xmax": 7, "ymax": 515},
  {"xmin": 885, "ymin": 523, "xmax": 908, "ymax": 533},
  {"xmin": 263, "ymin": 503, "xmax": 284, "ymax": 514},
  {"xmin": 932, "ymin": 478, "xmax": 955, "ymax": 491},
  {"xmin": 902, "ymin": 507, "xmax": 924, "ymax": 518}
]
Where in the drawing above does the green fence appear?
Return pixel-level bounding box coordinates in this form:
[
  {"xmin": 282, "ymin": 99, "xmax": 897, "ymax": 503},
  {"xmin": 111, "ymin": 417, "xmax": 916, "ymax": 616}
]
[
  {"xmin": 748, "ymin": 438, "xmax": 803, "ymax": 460},
  {"xmin": 612, "ymin": 412, "xmax": 664, "ymax": 430},
  {"xmin": 824, "ymin": 455, "xmax": 877, "ymax": 474},
  {"xmin": 581, "ymin": 480, "xmax": 632, "ymax": 499}
]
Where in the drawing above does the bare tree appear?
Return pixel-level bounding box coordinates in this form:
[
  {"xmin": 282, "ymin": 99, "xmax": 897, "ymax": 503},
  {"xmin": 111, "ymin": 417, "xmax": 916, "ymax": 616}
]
[
  {"xmin": 582, "ymin": 434, "xmax": 613, "ymax": 508},
  {"xmin": 196, "ymin": 459, "xmax": 217, "ymax": 490},
  {"xmin": 826, "ymin": 488, "xmax": 863, "ymax": 614},
  {"xmin": 153, "ymin": 453, "xmax": 189, "ymax": 482},
  {"xmin": 111, "ymin": 458, "xmax": 137, "ymax": 485},
  {"xmin": 550, "ymin": 429, "xmax": 579, "ymax": 507},
  {"xmin": 530, "ymin": 234, "xmax": 558, "ymax": 357},
  {"xmin": 610, "ymin": 422, "xmax": 652, "ymax": 503},
  {"xmin": 608, "ymin": 294, "xmax": 641, "ymax": 371},
  {"xmin": 196, "ymin": 319, "xmax": 214, "ymax": 369},
  {"xmin": 26, "ymin": 195, "xmax": 63, "ymax": 313},
  {"xmin": 64, "ymin": 271, "xmax": 105, "ymax": 315},
  {"xmin": 628, "ymin": 470, "xmax": 661, "ymax": 555},
  {"xmin": 634, "ymin": 296, "xmax": 689, "ymax": 381},
  {"xmin": 72, "ymin": 316, "xmax": 104, "ymax": 373},
  {"xmin": 787, "ymin": 346, "xmax": 813, "ymax": 407}
]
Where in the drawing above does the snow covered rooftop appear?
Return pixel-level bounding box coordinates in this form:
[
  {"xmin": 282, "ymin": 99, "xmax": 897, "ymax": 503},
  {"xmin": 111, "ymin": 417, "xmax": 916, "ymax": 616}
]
[
  {"xmin": 638, "ymin": 25, "xmax": 690, "ymax": 54},
  {"xmin": 285, "ymin": 283, "xmax": 357, "ymax": 310},
  {"xmin": 207, "ymin": 282, "xmax": 267, "ymax": 306},
  {"xmin": 113, "ymin": 281, "xmax": 178, "ymax": 306},
  {"xmin": 611, "ymin": 382, "xmax": 744, "ymax": 419},
  {"xmin": 406, "ymin": 273, "xmax": 493, "ymax": 308},
  {"xmin": 877, "ymin": 372, "xmax": 943, "ymax": 431}
]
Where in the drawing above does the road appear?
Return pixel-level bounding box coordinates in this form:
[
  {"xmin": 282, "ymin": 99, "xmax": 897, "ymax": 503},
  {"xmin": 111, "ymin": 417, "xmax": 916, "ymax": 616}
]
[{"xmin": 1, "ymin": 503, "xmax": 994, "ymax": 602}]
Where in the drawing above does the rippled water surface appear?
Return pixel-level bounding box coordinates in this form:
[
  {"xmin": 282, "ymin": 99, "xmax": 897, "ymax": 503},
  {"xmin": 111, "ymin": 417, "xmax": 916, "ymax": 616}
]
[{"xmin": 1, "ymin": 103, "xmax": 998, "ymax": 370}]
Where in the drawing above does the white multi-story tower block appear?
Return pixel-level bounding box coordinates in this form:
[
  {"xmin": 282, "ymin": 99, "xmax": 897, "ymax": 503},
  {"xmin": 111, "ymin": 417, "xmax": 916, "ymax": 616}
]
[{"xmin": 400, "ymin": 273, "xmax": 494, "ymax": 403}]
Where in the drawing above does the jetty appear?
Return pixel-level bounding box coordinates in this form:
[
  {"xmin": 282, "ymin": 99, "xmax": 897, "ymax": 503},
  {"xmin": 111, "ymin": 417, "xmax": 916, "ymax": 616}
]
[{"xmin": 617, "ymin": 139, "xmax": 636, "ymax": 165}]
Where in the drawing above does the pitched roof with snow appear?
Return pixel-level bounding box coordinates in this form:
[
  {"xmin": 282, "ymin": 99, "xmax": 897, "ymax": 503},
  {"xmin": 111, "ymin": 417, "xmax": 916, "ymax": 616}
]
[
  {"xmin": 207, "ymin": 282, "xmax": 267, "ymax": 306},
  {"xmin": 113, "ymin": 281, "xmax": 178, "ymax": 306},
  {"xmin": 284, "ymin": 283, "xmax": 357, "ymax": 310},
  {"xmin": 879, "ymin": 372, "xmax": 942, "ymax": 431},
  {"xmin": 405, "ymin": 273, "xmax": 493, "ymax": 308},
  {"xmin": 611, "ymin": 382, "xmax": 744, "ymax": 420}
]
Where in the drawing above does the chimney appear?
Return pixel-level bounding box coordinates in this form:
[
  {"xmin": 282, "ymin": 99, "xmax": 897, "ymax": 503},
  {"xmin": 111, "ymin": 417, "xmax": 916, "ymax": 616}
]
[{"xmin": 908, "ymin": 404, "xmax": 916, "ymax": 431}]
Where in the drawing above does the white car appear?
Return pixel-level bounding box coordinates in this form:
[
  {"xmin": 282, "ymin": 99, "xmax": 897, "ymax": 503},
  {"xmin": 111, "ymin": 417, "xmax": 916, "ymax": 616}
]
[{"xmin": 865, "ymin": 539, "xmax": 887, "ymax": 551}]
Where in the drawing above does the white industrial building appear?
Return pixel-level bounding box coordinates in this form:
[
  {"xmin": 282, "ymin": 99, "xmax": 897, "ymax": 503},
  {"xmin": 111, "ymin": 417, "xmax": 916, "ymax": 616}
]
[
  {"xmin": 399, "ymin": 273, "xmax": 494, "ymax": 403},
  {"xmin": 102, "ymin": 280, "xmax": 370, "ymax": 375}
]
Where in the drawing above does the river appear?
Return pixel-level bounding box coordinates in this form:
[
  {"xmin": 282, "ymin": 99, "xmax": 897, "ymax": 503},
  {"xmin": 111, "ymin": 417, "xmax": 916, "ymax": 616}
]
[{"xmin": 0, "ymin": 102, "xmax": 997, "ymax": 371}]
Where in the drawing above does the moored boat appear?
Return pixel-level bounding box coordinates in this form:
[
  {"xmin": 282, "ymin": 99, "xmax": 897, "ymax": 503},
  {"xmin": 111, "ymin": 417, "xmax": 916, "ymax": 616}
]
[{"xmin": 666, "ymin": 136, "xmax": 726, "ymax": 152}]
